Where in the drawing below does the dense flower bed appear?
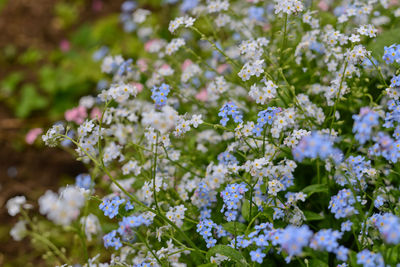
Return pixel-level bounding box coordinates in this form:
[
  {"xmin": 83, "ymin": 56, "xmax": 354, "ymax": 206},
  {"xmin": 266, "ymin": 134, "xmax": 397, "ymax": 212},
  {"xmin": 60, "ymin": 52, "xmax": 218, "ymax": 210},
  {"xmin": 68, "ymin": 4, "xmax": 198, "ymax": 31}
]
[{"xmin": 7, "ymin": 0, "xmax": 400, "ymax": 266}]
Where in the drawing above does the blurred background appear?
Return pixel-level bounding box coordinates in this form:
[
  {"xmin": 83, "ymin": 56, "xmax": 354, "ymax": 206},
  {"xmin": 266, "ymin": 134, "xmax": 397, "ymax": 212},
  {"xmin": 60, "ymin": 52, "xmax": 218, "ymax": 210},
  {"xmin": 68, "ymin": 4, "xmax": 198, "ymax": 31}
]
[{"xmin": 0, "ymin": 0, "xmax": 136, "ymax": 264}]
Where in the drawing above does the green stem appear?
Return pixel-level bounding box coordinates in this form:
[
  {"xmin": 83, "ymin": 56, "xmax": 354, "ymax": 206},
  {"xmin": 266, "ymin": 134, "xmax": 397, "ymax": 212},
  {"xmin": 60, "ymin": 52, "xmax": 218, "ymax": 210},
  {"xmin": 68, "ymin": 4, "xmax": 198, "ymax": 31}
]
[
  {"xmin": 329, "ymin": 58, "xmax": 349, "ymax": 132},
  {"xmin": 29, "ymin": 232, "xmax": 70, "ymax": 264},
  {"xmin": 135, "ymin": 232, "xmax": 165, "ymax": 266},
  {"xmin": 162, "ymin": 146, "xmax": 202, "ymax": 177},
  {"xmin": 58, "ymin": 134, "xmax": 205, "ymax": 259},
  {"xmin": 152, "ymin": 134, "xmax": 160, "ymax": 212}
]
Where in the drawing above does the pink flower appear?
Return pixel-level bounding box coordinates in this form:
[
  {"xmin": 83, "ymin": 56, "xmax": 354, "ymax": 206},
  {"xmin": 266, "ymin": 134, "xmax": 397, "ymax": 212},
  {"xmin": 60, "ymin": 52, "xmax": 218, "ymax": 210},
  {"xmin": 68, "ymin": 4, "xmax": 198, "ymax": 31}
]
[
  {"xmin": 160, "ymin": 64, "xmax": 171, "ymax": 70},
  {"xmin": 217, "ymin": 64, "xmax": 229, "ymax": 74},
  {"xmin": 132, "ymin": 82, "xmax": 143, "ymax": 92},
  {"xmin": 182, "ymin": 59, "xmax": 193, "ymax": 71},
  {"xmin": 65, "ymin": 106, "xmax": 87, "ymax": 124},
  {"xmin": 263, "ymin": 24, "xmax": 271, "ymax": 32},
  {"xmin": 90, "ymin": 107, "xmax": 102, "ymax": 120},
  {"xmin": 318, "ymin": 1, "xmax": 329, "ymax": 11},
  {"xmin": 92, "ymin": 0, "xmax": 103, "ymax": 11},
  {"xmin": 25, "ymin": 128, "xmax": 43, "ymax": 145},
  {"xmin": 144, "ymin": 40, "xmax": 156, "ymax": 52},
  {"xmin": 60, "ymin": 39, "xmax": 70, "ymax": 52},
  {"xmin": 195, "ymin": 89, "xmax": 208, "ymax": 102},
  {"xmin": 137, "ymin": 59, "xmax": 148, "ymax": 72}
]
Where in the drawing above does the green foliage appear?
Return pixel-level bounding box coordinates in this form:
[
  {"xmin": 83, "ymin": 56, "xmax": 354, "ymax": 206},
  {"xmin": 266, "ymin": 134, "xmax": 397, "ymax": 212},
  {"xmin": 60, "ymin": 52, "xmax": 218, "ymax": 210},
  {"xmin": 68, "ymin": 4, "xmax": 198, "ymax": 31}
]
[
  {"xmin": 0, "ymin": 72, "xmax": 23, "ymax": 96},
  {"xmin": 206, "ymin": 245, "xmax": 248, "ymax": 266},
  {"xmin": 18, "ymin": 48, "xmax": 43, "ymax": 65},
  {"xmin": 303, "ymin": 211, "xmax": 325, "ymax": 221},
  {"xmin": 241, "ymin": 199, "xmax": 251, "ymax": 221},
  {"xmin": 302, "ymin": 184, "xmax": 329, "ymax": 197},
  {"xmin": 54, "ymin": 1, "xmax": 81, "ymax": 29},
  {"xmin": 15, "ymin": 84, "xmax": 48, "ymax": 118}
]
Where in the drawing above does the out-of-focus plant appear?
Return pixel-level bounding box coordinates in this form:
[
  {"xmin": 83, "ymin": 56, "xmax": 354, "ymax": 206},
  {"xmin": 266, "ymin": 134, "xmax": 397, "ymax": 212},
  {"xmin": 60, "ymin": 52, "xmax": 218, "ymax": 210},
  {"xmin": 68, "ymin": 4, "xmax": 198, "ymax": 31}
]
[{"xmin": 8, "ymin": 0, "xmax": 400, "ymax": 266}]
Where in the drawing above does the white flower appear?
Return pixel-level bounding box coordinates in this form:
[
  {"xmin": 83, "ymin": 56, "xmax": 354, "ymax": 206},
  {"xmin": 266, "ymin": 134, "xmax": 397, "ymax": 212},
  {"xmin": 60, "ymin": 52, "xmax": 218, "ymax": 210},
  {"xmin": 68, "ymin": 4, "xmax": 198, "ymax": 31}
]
[
  {"xmin": 10, "ymin": 220, "xmax": 27, "ymax": 241},
  {"xmin": 169, "ymin": 16, "xmax": 196, "ymax": 33},
  {"xmin": 191, "ymin": 114, "xmax": 203, "ymax": 128},
  {"xmin": 207, "ymin": 0, "xmax": 229, "ymax": 13},
  {"xmin": 349, "ymin": 34, "xmax": 360, "ymax": 43},
  {"xmin": 166, "ymin": 38, "xmax": 186, "ymax": 55},
  {"xmin": 6, "ymin": 196, "xmax": 27, "ymax": 216},
  {"xmin": 357, "ymin": 24, "xmax": 377, "ymax": 38},
  {"xmin": 274, "ymin": 0, "xmax": 304, "ymax": 15},
  {"xmin": 80, "ymin": 214, "xmax": 100, "ymax": 241},
  {"xmin": 133, "ymin": 9, "xmax": 150, "ymax": 24}
]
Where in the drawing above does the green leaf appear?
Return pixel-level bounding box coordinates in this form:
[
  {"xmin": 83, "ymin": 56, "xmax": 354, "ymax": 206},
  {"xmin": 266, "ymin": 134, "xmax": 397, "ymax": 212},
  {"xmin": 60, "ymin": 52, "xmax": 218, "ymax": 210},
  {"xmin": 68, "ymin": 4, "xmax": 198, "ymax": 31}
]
[
  {"xmin": 222, "ymin": 222, "xmax": 246, "ymax": 235},
  {"xmin": 349, "ymin": 250, "xmax": 358, "ymax": 267},
  {"xmin": 308, "ymin": 258, "xmax": 329, "ymax": 267},
  {"xmin": 304, "ymin": 211, "xmax": 324, "ymax": 221},
  {"xmin": 0, "ymin": 72, "xmax": 23, "ymax": 95},
  {"xmin": 260, "ymin": 183, "xmax": 267, "ymax": 194},
  {"xmin": 241, "ymin": 200, "xmax": 250, "ymax": 221},
  {"xmin": 198, "ymin": 264, "xmax": 217, "ymax": 267},
  {"xmin": 368, "ymin": 27, "xmax": 400, "ymax": 59},
  {"xmin": 15, "ymin": 84, "xmax": 48, "ymax": 118},
  {"xmin": 18, "ymin": 48, "xmax": 43, "ymax": 65},
  {"xmin": 302, "ymin": 184, "xmax": 329, "ymax": 197},
  {"xmin": 206, "ymin": 245, "xmax": 248, "ymax": 266}
]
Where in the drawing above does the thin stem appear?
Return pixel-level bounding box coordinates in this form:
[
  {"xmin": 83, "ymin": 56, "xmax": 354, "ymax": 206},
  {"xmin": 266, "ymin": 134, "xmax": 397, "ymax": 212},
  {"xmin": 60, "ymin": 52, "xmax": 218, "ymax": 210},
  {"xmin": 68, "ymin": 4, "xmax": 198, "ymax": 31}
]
[
  {"xmin": 152, "ymin": 134, "xmax": 160, "ymax": 212},
  {"xmin": 280, "ymin": 13, "xmax": 288, "ymax": 64},
  {"xmin": 162, "ymin": 146, "xmax": 202, "ymax": 177},
  {"xmin": 29, "ymin": 232, "xmax": 70, "ymax": 264},
  {"xmin": 329, "ymin": 57, "xmax": 349, "ymax": 132},
  {"xmin": 135, "ymin": 232, "xmax": 165, "ymax": 266},
  {"xmin": 58, "ymin": 134, "xmax": 205, "ymax": 258}
]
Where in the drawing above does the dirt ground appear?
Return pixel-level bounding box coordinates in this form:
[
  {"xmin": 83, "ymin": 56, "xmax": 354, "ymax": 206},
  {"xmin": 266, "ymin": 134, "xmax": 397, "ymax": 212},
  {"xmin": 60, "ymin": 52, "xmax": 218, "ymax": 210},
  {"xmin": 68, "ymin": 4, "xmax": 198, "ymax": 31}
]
[{"xmin": 0, "ymin": 0, "xmax": 123, "ymax": 265}]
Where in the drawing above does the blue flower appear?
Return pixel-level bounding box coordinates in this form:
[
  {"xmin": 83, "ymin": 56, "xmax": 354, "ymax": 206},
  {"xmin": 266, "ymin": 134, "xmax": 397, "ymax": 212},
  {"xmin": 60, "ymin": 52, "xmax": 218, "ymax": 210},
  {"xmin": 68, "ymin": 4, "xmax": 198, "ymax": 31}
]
[
  {"xmin": 374, "ymin": 213, "xmax": 400, "ymax": 244},
  {"xmin": 151, "ymin": 83, "xmax": 171, "ymax": 109},
  {"xmin": 356, "ymin": 249, "xmax": 384, "ymax": 267},
  {"xmin": 275, "ymin": 225, "xmax": 313, "ymax": 262},
  {"xmin": 293, "ymin": 132, "xmax": 342, "ymax": 163},
  {"xmin": 374, "ymin": 195, "xmax": 385, "ymax": 208},
  {"xmin": 75, "ymin": 173, "xmax": 92, "ymax": 190},
  {"xmin": 254, "ymin": 234, "xmax": 269, "ymax": 247},
  {"xmin": 310, "ymin": 229, "xmax": 343, "ymax": 253},
  {"xmin": 329, "ymin": 189, "xmax": 358, "ymax": 219},
  {"xmin": 99, "ymin": 196, "xmax": 125, "ymax": 219},
  {"xmin": 180, "ymin": 0, "xmax": 198, "ymax": 12},
  {"xmin": 253, "ymin": 107, "xmax": 281, "ymax": 136},
  {"xmin": 205, "ymin": 237, "xmax": 217, "ymax": 248},
  {"xmin": 352, "ymin": 107, "xmax": 379, "ymax": 144},
  {"xmin": 383, "ymin": 44, "xmax": 400, "ymax": 64},
  {"xmin": 103, "ymin": 230, "xmax": 122, "ymax": 250},
  {"xmin": 390, "ymin": 74, "xmax": 400, "ymax": 87},
  {"xmin": 335, "ymin": 246, "xmax": 349, "ymax": 262},
  {"xmin": 125, "ymin": 200, "xmax": 134, "ymax": 211},
  {"xmin": 369, "ymin": 132, "xmax": 400, "ymax": 163},
  {"xmin": 117, "ymin": 58, "xmax": 133, "ymax": 76},
  {"xmin": 220, "ymin": 183, "xmax": 248, "ymax": 221},
  {"xmin": 248, "ymin": 6, "xmax": 264, "ymax": 21},
  {"xmin": 341, "ymin": 220, "xmax": 352, "ymax": 232},
  {"xmin": 218, "ymin": 101, "xmax": 243, "ymax": 126},
  {"xmin": 218, "ymin": 151, "xmax": 238, "ymax": 165},
  {"xmin": 250, "ymin": 248, "xmax": 266, "ymax": 264}
]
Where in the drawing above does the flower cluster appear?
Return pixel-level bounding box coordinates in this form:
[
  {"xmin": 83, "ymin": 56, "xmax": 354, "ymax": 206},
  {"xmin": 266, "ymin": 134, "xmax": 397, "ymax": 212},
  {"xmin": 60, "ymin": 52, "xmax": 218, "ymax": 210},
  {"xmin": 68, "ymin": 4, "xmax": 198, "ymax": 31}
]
[
  {"xmin": 220, "ymin": 183, "xmax": 248, "ymax": 221},
  {"xmin": 10, "ymin": 0, "xmax": 400, "ymax": 266},
  {"xmin": 151, "ymin": 83, "xmax": 171, "ymax": 109},
  {"xmin": 292, "ymin": 132, "xmax": 342, "ymax": 163},
  {"xmin": 218, "ymin": 101, "xmax": 243, "ymax": 126},
  {"xmin": 383, "ymin": 44, "xmax": 400, "ymax": 64}
]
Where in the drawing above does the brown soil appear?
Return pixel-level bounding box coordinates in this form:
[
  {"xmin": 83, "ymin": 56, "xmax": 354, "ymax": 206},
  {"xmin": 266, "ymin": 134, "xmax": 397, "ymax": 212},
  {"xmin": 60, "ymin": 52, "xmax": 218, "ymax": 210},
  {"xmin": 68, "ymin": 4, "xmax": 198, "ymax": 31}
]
[
  {"xmin": 0, "ymin": 107, "xmax": 86, "ymax": 266},
  {"xmin": 0, "ymin": 0, "xmax": 124, "ymax": 265}
]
